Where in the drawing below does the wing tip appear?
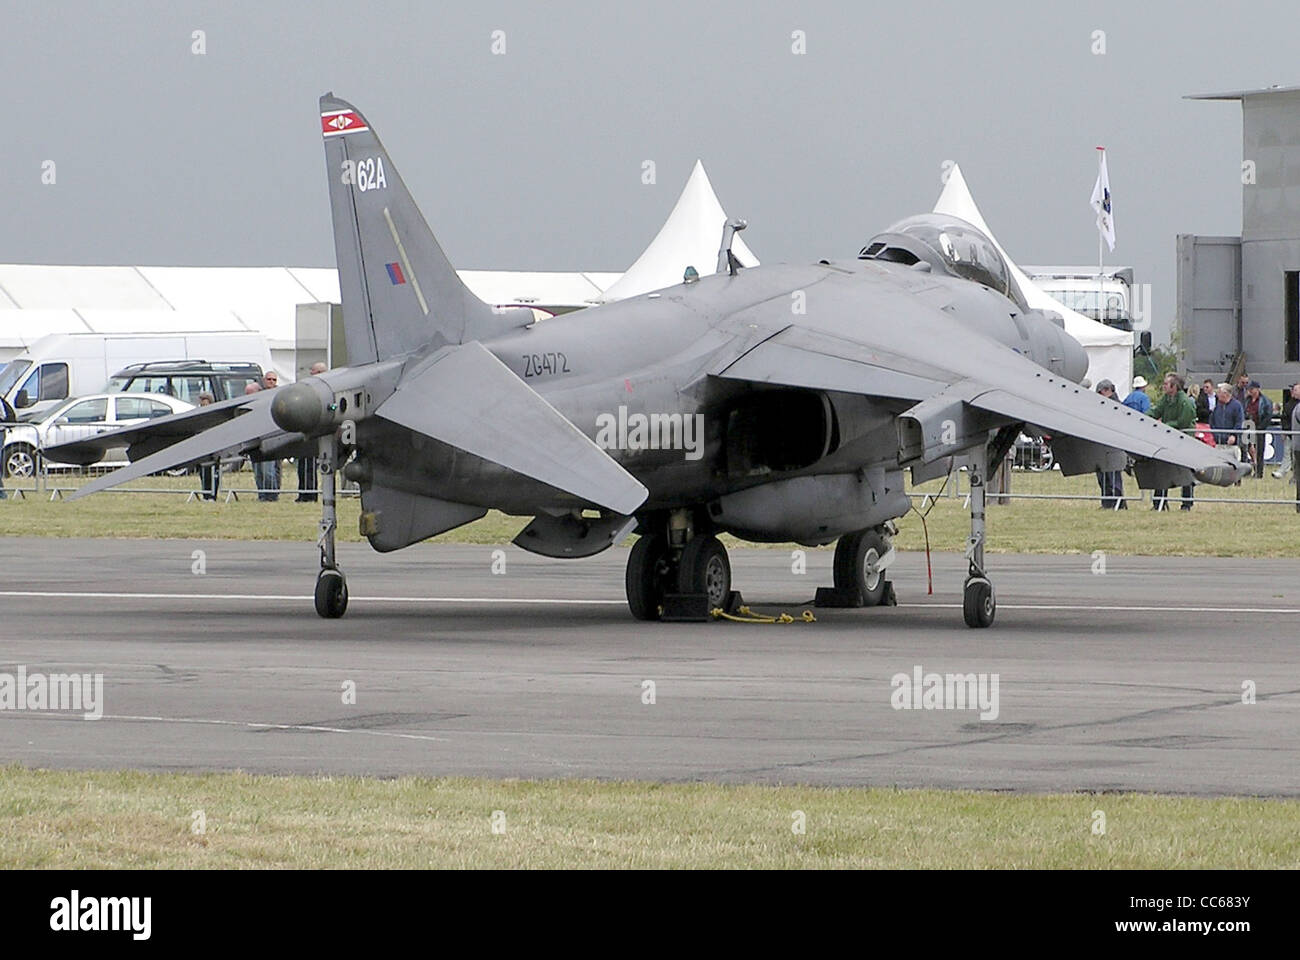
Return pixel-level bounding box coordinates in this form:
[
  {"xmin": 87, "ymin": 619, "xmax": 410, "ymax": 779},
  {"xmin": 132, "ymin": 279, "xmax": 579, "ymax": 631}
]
[{"xmin": 605, "ymin": 483, "xmax": 650, "ymax": 518}]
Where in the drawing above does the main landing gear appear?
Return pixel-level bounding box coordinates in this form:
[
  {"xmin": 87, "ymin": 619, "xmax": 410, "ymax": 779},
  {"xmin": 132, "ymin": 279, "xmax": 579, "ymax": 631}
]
[
  {"xmin": 626, "ymin": 511, "xmax": 905, "ymax": 622},
  {"xmin": 625, "ymin": 475, "xmax": 995, "ymax": 627},
  {"xmin": 832, "ymin": 526, "xmax": 895, "ymax": 607},
  {"xmin": 962, "ymin": 446, "xmax": 996, "ymax": 628},
  {"xmin": 625, "ymin": 511, "xmax": 732, "ymax": 621},
  {"xmin": 314, "ymin": 434, "xmax": 348, "ymax": 618}
]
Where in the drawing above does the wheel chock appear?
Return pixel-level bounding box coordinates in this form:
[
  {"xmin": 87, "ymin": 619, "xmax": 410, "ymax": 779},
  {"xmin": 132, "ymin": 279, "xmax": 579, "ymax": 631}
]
[
  {"xmin": 814, "ymin": 586, "xmax": 862, "ymax": 608},
  {"xmin": 661, "ymin": 593, "xmax": 711, "ymax": 622}
]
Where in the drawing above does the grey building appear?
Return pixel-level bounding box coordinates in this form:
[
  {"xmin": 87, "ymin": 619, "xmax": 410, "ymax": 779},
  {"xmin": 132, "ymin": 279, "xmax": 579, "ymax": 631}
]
[{"xmin": 1178, "ymin": 85, "xmax": 1300, "ymax": 388}]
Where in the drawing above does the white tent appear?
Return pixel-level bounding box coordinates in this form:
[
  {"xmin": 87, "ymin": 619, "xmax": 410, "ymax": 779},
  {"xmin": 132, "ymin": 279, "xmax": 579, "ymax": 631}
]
[
  {"xmin": 933, "ymin": 165, "xmax": 1134, "ymax": 394},
  {"xmin": 600, "ymin": 161, "xmax": 758, "ymax": 302},
  {"xmin": 0, "ymin": 162, "xmax": 759, "ymax": 370}
]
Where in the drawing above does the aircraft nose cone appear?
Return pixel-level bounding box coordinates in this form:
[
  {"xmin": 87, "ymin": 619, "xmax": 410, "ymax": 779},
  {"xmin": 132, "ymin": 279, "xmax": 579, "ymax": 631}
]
[
  {"xmin": 1059, "ymin": 329, "xmax": 1089, "ymax": 383},
  {"xmin": 271, "ymin": 381, "xmax": 326, "ymax": 435}
]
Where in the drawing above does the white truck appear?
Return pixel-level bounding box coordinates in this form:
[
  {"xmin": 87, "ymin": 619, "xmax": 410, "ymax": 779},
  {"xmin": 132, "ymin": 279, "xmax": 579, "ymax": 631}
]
[
  {"xmin": 0, "ymin": 331, "xmax": 275, "ymax": 421},
  {"xmin": 1022, "ymin": 265, "xmax": 1144, "ymax": 334}
]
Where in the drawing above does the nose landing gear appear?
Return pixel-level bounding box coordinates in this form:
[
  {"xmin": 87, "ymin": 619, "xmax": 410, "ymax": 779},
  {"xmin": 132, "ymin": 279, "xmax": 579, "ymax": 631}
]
[
  {"xmin": 962, "ymin": 447, "xmax": 995, "ymax": 628},
  {"xmin": 314, "ymin": 433, "xmax": 348, "ymax": 619}
]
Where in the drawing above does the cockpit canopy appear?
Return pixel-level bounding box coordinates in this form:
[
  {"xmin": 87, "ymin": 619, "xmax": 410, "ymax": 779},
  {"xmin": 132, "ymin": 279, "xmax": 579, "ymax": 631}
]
[{"xmin": 860, "ymin": 213, "xmax": 1028, "ymax": 310}]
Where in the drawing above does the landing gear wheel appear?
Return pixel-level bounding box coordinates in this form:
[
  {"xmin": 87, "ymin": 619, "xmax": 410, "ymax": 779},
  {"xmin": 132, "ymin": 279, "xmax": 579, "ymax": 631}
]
[
  {"xmin": 677, "ymin": 535, "xmax": 731, "ymax": 610},
  {"xmin": 834, "ymin": 529, "xmax": 889, "ymax": 606},
  {"xmin": 315, "ymin": 568, "xmax": 348, "ymax": 619},
  {"xmin": 626, "ymin": 533, "xmax": 670, "ymax": 621},
  {"xmin": 962, "ymin": 577, "xmax": 995, "ymax": 628}
]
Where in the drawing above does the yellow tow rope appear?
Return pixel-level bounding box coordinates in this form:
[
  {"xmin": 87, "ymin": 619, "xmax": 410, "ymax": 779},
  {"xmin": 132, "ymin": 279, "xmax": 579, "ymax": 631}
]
[{"xmin": 710, "ymin": 605, "xmax": 817, "ymax": 624}]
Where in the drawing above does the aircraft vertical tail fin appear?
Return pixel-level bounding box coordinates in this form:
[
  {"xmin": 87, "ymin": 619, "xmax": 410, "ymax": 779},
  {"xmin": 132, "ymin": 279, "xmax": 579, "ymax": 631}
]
[{"xmin": 319, "ymin": 93, "xmax": 518, "ymax": 364}]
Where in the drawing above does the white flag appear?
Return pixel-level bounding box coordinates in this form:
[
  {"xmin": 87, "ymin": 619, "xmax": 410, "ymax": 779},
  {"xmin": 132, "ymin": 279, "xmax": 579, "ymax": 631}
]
[{"xmin": 1090, "ymin": 149, "xmax": 1115, "ymax": 252}]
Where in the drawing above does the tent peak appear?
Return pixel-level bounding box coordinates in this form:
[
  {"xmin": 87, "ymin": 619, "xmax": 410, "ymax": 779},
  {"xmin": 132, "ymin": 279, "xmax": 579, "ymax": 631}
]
[{"xmin": 599, "ymin": 160, "xmax": 758, "ymax": 302}]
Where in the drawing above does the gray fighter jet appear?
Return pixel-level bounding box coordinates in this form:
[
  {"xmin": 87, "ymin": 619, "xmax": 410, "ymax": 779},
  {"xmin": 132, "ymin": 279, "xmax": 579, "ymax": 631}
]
[{"xmin": 53, "ymin": 93, "xmax": 1248, "ymax": 627}]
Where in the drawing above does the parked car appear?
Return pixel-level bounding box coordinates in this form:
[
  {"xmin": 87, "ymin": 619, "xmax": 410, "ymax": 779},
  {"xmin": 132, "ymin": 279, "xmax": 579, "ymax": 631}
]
[
  {"xmin": 0, "ymin": 331, "xmax": 272, "ymax": 422},
  {"xmin": 104, "ymin": 360, "xmax": 267, "ymax": 404},
  {"xmin": 2, "ymin": 392, "xmax": 193, "ymax": 477}
]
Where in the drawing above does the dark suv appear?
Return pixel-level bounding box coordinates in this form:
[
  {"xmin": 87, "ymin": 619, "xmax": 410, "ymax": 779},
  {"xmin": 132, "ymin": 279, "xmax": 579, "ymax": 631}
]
[{"xmin": 105, "ymin": 361, "xmax": 265, "ymax": 404}]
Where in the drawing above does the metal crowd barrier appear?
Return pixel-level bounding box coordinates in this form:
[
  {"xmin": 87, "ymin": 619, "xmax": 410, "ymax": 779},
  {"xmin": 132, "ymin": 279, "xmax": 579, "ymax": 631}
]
[
  {"xmin": 1, "ymin": 452, "xmax": 362, "ymax": 502},
  {"xmin": 3, "ymin": 426, "xmax": 1297, "ymax": 506}
]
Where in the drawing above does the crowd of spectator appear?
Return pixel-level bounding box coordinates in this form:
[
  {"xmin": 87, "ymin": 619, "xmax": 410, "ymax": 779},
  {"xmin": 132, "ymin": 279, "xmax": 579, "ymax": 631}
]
[
  {"xmin": 202, "ymin": 362, "xmax": 330, "ymax": 503},
  {"xmin": 1094, "ymin": 372, "xmax": 1300, "ymax": 512}
]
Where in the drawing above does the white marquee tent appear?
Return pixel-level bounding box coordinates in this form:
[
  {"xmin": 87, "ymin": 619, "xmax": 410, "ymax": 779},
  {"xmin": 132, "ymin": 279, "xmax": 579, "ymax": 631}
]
[
  {"xmin": 599, "ymin": 160, "xmax": 758, "ymax": 302},
  {"xmin": 933, "ymin": 165, "xmax": 1134, "ymax": 393},
  {"xmin": 0, "ymin": 161, "xmax": 754, "ymax": 376}
]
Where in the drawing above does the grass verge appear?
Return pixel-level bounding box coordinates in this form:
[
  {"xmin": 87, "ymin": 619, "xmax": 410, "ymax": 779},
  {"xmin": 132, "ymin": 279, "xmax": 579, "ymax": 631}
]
[
  {"xmin": 1, "ymin": 469, "xmax": 1298, "ymax": 557},
  {"xmin": 2, "ymin": 767, "xmax": 1297, "ymax": 868}
]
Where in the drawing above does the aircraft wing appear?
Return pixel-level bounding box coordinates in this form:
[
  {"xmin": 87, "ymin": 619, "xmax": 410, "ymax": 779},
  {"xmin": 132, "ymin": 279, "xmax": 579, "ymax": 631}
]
[
  {"xmin": 375, "ymin": 341, "xmax": 649, "ymax": 516},
  {"xmin": 716, "ymin": 326, "xmax": 950, "ymax": 401},
  {"xmin": 961, "ymin": 382, "xmax": 1244, "ymax": 484},
  {"xmin": 717, "ymin": 326, "xmax": 1246, "ymax": 486}
]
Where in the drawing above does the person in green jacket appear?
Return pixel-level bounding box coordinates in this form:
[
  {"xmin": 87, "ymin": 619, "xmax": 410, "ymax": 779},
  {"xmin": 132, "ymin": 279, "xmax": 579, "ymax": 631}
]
[{"xmin": 1149, "ymin": 373, "xmax": 1198, "ymax": 510}]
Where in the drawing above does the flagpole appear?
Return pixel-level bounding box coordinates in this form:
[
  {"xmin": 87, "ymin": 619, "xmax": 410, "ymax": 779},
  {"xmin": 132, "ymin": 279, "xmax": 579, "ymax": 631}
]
[{"xmin": 1097, "ymin": 146, "xmax": 1105, "ymax": 324}]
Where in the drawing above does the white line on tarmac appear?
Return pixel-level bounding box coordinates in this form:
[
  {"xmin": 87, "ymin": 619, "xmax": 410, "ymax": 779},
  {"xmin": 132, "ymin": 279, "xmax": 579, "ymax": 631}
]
[
  {"xmin": 904, "ymin": 603, "xmax": 1300, "ymax": 613},
  {"xmin": 9, "ymin": 710, "xmax": 449, "ymax": 743},
  {"xmin": 0, "ymin": 590, "xmax": 621, "ymax": 604},
  {"xmin": 0, "ymin": 589, "xmax": 1297, "ymax": 614}
]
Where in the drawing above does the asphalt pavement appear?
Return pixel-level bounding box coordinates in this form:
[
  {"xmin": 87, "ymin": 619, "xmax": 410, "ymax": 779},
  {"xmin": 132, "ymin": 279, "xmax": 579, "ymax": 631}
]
[{"xmin": 1, "ymin": 538, "xmax": 1296, "ymax": 795}]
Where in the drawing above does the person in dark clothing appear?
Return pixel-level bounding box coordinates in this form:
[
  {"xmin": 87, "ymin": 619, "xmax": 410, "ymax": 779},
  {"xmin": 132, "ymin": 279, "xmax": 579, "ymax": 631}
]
[
  {"xmin": 1195, "ymin": 378, "xmax": 1214, "ymax": 423},
  {"xmin": 1241, "ymin": 380, "xmax": 1274, "ymax": 478},
  {"xmin": 295, "ymin": 361, "xmax": 328, "ymax": 502},
  {"xmin": 1290, "ymin": 384, "xmax": 1300, "ymax": 512},
  {"xmin": 1093, "ymin": 380, "xmax": 1126, "ymax": 508},
  {"xmin": 1275, "ymin": 384, "xmax": 1297, "ymax": 480},
  {"xmin": 1209, "ymin": 383, "xmax": 1244, "ymax": 447},
  {"xmin": 252, "ymin": 372, "xmax": 281, "ymax": 501},
  {"xmin": 195, "ymin": 392, "xmax": 220, "ymax": 500},
  {"xmin": 1234, "ymin": 373, "xmax": 1251, "ymax": 404},
  {"xmin": 0, "ymin": 394, "xmax": 15, "ymax": 500}
]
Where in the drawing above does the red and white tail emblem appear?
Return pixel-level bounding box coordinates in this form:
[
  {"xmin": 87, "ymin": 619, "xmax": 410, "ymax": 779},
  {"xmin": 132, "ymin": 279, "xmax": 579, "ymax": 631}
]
[{"xmin": 321, "ymin": 109, "xmax": 369, "ymax": 137}]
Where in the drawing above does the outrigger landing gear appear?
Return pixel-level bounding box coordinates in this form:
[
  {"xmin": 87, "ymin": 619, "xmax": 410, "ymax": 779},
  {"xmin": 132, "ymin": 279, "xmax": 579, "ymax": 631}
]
[
  {"xmin": 314, "ymin": 433, "xmax": 348, "ymax": 619},
  {"xmin": 963, "ymin": 446, "xmax": 995, "ymax": 628}
]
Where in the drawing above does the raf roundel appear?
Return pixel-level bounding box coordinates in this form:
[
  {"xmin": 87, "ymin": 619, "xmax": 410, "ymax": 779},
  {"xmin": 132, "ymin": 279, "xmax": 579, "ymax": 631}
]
[{"xmin": 321, "ymin": 109, "xmax": 369, "ymax": 137}]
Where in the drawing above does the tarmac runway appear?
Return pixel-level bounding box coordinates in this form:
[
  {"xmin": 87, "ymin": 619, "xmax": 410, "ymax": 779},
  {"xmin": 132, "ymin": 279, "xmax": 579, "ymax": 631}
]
[{"xmin": 1, "ymin": 537, "xmax": 1297, "ymax": 796}]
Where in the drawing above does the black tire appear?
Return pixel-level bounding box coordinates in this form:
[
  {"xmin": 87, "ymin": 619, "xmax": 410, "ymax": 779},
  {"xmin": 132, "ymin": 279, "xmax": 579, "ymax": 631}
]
[
  {"xmin": 962, "ymin": 577, "xmax": 995, "ymax": 628},
  {"xmin": 834, "ymin": 529, "xmax": 890, "ymax": 606},
  {"xmin": 626, "ymin": 533, "xmax": 669, "ymax": 621},
  {"xmin": 314, "ymin": 568, "xmax": 348, "ymax": 618},
  {"xmin": 3, "ymin": 444, "xmax": 36, "ymax": 479},
  {"xmin": 676, "ymin": 535, "xmax": 731, "ymax": 610}
]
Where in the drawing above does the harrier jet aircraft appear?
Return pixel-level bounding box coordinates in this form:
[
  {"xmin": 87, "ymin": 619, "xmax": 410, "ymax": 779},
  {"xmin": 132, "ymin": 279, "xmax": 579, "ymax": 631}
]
[{"xmin": 53, "ymin": 93, "xmax": 1248, "ymax": 628}]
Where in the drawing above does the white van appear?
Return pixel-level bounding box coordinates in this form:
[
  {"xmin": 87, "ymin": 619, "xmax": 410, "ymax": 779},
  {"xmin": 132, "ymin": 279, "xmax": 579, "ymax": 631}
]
[{"xmin": 0, "ymin": 331, "xmax": 275, "ymax": 421}]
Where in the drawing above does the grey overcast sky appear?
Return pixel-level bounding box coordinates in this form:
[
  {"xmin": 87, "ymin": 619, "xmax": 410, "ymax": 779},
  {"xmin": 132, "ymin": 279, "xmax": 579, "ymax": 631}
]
[{"xmin": 2, "ymin": 0, "xmax": 1292, "ymax": 342}]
